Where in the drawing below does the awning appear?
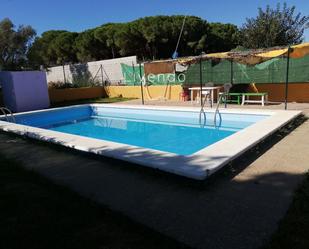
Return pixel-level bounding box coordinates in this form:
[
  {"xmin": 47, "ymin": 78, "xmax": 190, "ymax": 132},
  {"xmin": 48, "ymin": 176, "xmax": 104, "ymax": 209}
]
[{"xmin": 177, "ymin": 42, "xmax": 309, "ymax": 66}]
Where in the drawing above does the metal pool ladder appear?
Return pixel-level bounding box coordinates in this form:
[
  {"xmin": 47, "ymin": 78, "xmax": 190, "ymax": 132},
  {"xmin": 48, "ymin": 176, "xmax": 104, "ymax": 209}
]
[
  {"xmin": 199, "ymin": 93, "xmax": 222, "ymax": 127},
  {"xmin": 0, "ymin": 107, "xmax": 16, "ymax": 123},
  {"xmin": 199, "ymin": 83, "xmax": 232, "ymax": 127}
]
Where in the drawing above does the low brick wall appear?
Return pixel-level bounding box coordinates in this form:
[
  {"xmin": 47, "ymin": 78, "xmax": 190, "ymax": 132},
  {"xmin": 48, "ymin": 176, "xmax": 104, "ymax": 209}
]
[
  {"xmin": 48, "ymin": 83, "xmax": 309, "ymax": 104},
  {"xmin": 49, "ymin": 87, "xmax": 107, "ymax": 103}
]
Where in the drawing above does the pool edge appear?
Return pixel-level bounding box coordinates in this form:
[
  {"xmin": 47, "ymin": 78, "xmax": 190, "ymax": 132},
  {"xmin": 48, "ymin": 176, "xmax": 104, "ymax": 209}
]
[{"xmin": 0, "ymin": 104, "xmax": 302, "ymax": 180}]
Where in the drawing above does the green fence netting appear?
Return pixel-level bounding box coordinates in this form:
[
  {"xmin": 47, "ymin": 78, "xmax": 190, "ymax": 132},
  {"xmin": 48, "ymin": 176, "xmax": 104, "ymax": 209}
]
[
  {"xmin": 183, "ymin": 54, "xmax": 309, "ymax": 85},
  {"xmin": 121, "ymin": 55, "xmax": 309, "ymax": 86},
  {"xmin": 121, "ymin": 63, "xmax": 184, "ymax": 85},
  {"xmin": 121, "ymin": 63, "xmax": 143, "ymax": 85}
]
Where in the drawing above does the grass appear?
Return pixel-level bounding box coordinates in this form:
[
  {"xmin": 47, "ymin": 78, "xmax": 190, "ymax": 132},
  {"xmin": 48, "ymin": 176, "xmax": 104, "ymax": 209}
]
[
  {"xmin": 0, "ymin": 155, "xmax": 189, "ymax": 249},
  {"xmin": 263, "ymin": 172, "xmax": 309, "ymax": 249},
  {"xmin": 51, "ymin": 97, "xmax": 135, "ymax": 108}
]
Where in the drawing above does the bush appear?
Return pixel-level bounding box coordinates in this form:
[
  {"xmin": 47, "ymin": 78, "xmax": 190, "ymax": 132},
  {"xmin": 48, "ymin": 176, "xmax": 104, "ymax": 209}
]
[
  {"xmin": 48, "ymin": 81, "xmax": 78, "ymax": 89},
  {"xmin": 48, "ymin": 80, "xmax": 102, "ymax": 89}
]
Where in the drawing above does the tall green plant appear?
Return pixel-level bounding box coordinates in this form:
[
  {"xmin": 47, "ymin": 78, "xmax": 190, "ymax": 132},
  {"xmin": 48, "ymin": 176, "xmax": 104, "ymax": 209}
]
[
  {"xmin": 241, "ymin": 2, "xmax": 309, "ymax": 48},
  {"xmin": 0, "ymin": 18, "xmax": 36, "ymax": 70}
]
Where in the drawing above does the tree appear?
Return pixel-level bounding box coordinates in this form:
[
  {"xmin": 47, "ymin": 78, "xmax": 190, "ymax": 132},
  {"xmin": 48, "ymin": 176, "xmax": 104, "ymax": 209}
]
[
  {"xmin": 75, "ymin": 29, "xmax": 108, "ymax": 62},
  {"xmin": 241, "ymin": 2, "xmax": 309, "ymax": 49},
  {"xmin": 113, "ymin": 21, "xmax": 148, "ymax": 58},
  {"xmin": 135, "ymin": 15, "xmax": 211, "ymax": 59},
  {"xmin": 0, "ymin": 18, "xmax": 36, "ymax": 70},
  {"xmin": 51, "ymin": 31, "xmax": 78, "ymax": 64},
  {"xmin": 28, "ymin": 30, "xmax": 66, "ymax": 67},
  {"xmin": 207, "ymin": 23, "xmax": 240, "ymax": 52},
  {"xmin": 27, "ymin": 15, "xmax": 242, "ymax": 66},
  {"xmin": 94, "ymin": 23, "xmax": 124, "ymax": 58}
]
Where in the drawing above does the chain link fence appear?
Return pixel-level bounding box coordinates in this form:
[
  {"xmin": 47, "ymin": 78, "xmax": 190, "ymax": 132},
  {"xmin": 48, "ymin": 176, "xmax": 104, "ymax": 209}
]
[{"xmin": 46, "ymin": 56, "xmax": 137, "ymax": 88}]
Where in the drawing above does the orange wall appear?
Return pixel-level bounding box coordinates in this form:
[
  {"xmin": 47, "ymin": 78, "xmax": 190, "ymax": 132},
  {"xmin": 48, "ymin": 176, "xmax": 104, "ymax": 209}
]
[
  {"xmin": 49, "ymin": 87, "xmax": 106, "ymax": 103},
  {"xmin": 255, "ymin": 83, "xmax": 309, "ymax": 102}
]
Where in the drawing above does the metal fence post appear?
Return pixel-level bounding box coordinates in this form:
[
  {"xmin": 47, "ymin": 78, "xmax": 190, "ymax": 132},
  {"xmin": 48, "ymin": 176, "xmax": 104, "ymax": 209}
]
[
  {"xmin": 230, "ymin": 60, "xmax": 234, "ymax": 85},
  {"xmin": 199, "ymin": 56, "xmax": 203, "ymax": 107},
  {"xmin": 226, "ymin": 60, "xmax": 234, "ymax": 108},
  {"xmin": 62, "ymin": 64, "xmax": 66, "ymax": 84},
  {"xmin": 139, "ymin": 63, "xmax": 144, "ymax": 105},
  {"xmin": 285, "ymin": 46, "xmax": 291, "ymax": 110},
  {"xmin": 100, "ymin": 65, "xmax": 104, "ymax": 86},
  {"xmin": 132, "ymin": 62, "xmax": 136, "ymax": 86}
]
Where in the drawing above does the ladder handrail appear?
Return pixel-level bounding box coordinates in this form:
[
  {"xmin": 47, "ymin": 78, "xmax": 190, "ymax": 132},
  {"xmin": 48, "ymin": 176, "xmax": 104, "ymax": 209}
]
[
  {"xmin": 199, "ymin": 109, "xmax": 206, "ymax": 127},
  {"xmin": 199, "ymin": 90, "xmax": 209, "ymax": 127},
  {"xmin": 0, "ymin": 107, "xmax": 16, "ymax": 123},
  {"xmin": 199, "ymin": 91, "xmax": 222, "ymax": 128},
  {"xmin": 214, "ymin": 94, "xmax": 223, "ymax": 126}
]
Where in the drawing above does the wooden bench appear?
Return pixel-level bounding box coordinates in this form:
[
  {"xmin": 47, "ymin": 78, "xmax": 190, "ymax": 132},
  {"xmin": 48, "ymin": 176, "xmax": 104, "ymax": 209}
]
[
  {"xmin": 241, "ymin": 93, "xmax": 268, "ymax": 106},
  {"xmin": 220, "ymin": 93, "xmax": 243, "ymax": 105}
]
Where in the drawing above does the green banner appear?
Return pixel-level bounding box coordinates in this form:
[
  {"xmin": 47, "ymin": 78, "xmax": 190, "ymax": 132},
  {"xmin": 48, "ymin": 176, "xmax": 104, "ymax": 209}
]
[
  {"xmin": 121, "ymin": 63, "xmax": 143, "ymax": 85},
  {"xmin": 121, "ymin": 63, "xmax": 184, "ymax": 85}
]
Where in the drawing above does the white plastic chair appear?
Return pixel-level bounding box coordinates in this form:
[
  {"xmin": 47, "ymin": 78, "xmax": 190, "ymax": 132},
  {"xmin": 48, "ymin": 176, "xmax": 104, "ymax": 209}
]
[
  {"xmin": 201, "ymin": 90, "xmax": 211, "ymax": 104},
  {"xmin": 199, "ymin": 82, "xmax": 213, "ymax": 105},
  {"xmin": 219, "ymin": 83, "xmax": 233, "ymax": 108}
]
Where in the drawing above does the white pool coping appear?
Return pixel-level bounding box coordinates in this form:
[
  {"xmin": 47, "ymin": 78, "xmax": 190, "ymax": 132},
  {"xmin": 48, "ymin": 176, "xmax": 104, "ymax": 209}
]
[{"xmin": 0, "ymin": 104, "xmax": 301, "ymax": 180}]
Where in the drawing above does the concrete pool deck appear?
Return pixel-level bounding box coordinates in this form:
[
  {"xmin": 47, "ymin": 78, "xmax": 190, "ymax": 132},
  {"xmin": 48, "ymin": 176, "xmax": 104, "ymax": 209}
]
[
  {"xmin": 117, "ymin": 99, "xmax": 309, "ymax": 115},
  {"xmin": 0, "ymin": 102, "xmax": 309, "ymax": 249}
]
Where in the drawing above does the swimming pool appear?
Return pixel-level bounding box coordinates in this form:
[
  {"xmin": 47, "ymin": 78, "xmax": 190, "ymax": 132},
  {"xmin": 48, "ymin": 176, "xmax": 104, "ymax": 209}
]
[{"xmin": 0, "ymin": 104, "xmax": 301, "ymax": 179}]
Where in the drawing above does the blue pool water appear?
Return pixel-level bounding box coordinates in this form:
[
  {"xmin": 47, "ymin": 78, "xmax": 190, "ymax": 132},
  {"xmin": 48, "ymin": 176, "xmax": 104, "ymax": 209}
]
[
  {"xmin": 13, "ymin": 106, "xmax": 269, "ymax": 155},
  {"xmin": 50, "ymin": 117, "xmax": 235, "ymax": 155}
]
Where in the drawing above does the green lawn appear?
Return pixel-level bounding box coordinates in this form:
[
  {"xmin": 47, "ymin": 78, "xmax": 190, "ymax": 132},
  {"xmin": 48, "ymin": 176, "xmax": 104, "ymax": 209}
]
[
  {"xmin": 51, "ymin": 97, "xmax": 135, "ymax": 108},
  {"xmin": 0, "ymin": 155, "xmax": 189, "ymax": 249}
]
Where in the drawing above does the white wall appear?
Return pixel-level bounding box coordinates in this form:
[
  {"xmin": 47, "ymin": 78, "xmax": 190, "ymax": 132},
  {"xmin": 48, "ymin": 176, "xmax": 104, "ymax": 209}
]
[{"xmin": 46, "ymin": 56, "xmax": 137, "ymax": 85}]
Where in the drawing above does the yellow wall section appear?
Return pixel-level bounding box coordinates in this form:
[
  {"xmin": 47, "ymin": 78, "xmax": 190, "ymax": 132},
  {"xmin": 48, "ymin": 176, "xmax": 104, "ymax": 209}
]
[
  {"xmin": 104, "ymin": 85, "xmax": 183, "ymax": 101},
  {"xmin": 49, "ymin": 85, "xmax": 183, "ymax": 103}
]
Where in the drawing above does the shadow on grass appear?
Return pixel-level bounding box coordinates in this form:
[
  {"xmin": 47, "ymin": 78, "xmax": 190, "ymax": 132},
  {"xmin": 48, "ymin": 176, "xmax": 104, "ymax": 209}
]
[
  {"xmin": 0, "ymin": 155, "xmax": 190, "ymax": 249},
  {"xmin": 262, "ymin": 172, "xmax": 309, "ymax": 249}
]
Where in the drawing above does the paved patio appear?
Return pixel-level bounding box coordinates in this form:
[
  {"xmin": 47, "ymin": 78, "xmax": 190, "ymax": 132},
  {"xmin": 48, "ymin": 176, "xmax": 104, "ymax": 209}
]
[
  {"xmin": 117, "ymin": 99, "xmax": 309, "ymax": 115},
  {"xmin": 0, "ymin": 101, "xmax": 309, "ymax": 249}
]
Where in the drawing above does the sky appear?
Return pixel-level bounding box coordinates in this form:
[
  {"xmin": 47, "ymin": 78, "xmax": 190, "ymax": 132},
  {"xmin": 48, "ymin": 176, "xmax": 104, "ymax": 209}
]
[{"xmin": 1, "ymin": 0, "xmax": 309, "ymax": 41}]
